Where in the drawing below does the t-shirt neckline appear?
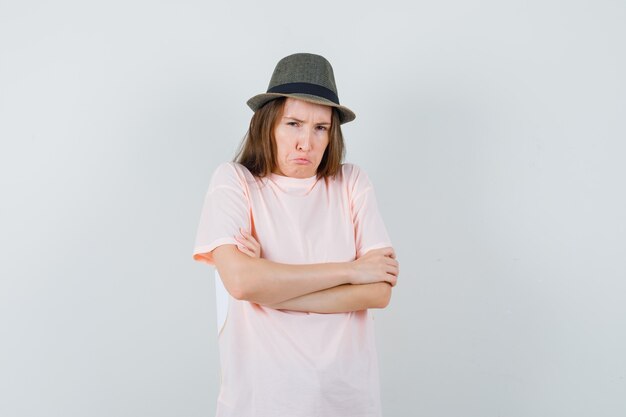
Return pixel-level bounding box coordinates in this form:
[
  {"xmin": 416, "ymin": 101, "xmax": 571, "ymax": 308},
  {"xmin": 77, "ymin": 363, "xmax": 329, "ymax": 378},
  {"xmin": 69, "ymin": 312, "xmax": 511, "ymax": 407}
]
[{"xmin": 268, "ymin": 172, "xmax": 320, "ymax": 194}]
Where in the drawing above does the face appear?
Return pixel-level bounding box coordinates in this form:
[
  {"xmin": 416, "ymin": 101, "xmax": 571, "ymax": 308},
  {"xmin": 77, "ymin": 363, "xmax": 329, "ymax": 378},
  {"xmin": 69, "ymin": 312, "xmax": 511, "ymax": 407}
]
[{"xmin": 272, "ymin": 98, "xmax": 332, "ymax": 178}]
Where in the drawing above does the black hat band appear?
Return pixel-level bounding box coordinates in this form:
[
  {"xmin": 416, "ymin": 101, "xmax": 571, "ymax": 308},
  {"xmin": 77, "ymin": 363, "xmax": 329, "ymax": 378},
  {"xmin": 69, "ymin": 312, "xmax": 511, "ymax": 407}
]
[{"xmin": 267, "ymin": 82, "xmax": 340, "ymax": 105}]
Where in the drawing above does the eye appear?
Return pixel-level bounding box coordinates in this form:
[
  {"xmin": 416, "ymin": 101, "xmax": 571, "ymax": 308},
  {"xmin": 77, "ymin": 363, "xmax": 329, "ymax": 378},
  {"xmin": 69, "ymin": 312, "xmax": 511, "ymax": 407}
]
[
  {"xmin": 287, "ymin": 121, "xmax": 299, "ymax": 127},
  {"xmin": 316, "ymin": 125, "xmax": 328, "ymax": 131}
]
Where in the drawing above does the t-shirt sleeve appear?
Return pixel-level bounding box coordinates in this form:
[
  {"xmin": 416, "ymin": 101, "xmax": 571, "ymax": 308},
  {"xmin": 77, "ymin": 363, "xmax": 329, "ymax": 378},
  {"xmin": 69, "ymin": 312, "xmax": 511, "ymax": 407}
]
[
  {"xmin": 192, "ymin": 162, "xmax": 251, "ymax": 265},
  {"xmin": 348, "ymin": 165, "xmax": 393, "ymax": 258}
]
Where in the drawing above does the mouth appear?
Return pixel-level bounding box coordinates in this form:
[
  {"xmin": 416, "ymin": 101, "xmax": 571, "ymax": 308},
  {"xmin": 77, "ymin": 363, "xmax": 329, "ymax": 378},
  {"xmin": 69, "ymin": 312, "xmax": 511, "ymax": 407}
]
[{"xmin": 293, "ymin": 158, "xmax": 310, "ymax": 164}]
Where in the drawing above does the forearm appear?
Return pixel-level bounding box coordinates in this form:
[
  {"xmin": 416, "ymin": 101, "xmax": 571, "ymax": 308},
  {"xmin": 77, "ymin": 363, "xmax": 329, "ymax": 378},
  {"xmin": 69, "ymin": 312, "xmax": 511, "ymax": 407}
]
[
  {"xmin": 212, "ymin": 245, "xmax": 354, "ymax": 305},
  {"xmin": 264, "ymin": 282, "xmax": 392, "ymax": 314}
]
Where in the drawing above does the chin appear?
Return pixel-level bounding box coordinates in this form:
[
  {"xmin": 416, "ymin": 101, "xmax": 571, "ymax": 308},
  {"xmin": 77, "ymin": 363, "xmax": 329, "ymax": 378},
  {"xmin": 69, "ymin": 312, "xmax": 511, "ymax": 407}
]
[
  {"xmin": 285, "ymin": 164, "xmax": 318, "ymax": 178},
  {"xmin": 292, "ymin": 171, "xmax": 314, "ymax": 179}
]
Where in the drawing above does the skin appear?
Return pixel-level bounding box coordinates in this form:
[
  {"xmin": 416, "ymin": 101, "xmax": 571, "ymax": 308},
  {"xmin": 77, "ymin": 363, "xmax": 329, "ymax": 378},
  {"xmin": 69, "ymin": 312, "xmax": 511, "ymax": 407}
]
[
  {"xmin": 272, "ymin": 98, "xmax": 331, "ymax": 178},
  {"xmin": 213, "ymin": 243, "xmax": 397, "ymax": 308},
  {"xmin": 212, "ymin": 98, "xmax": 399, "ymax": 313},
  {"xmin": 234, "ymin": 228, "xmax": 396, "ymax": 313}
]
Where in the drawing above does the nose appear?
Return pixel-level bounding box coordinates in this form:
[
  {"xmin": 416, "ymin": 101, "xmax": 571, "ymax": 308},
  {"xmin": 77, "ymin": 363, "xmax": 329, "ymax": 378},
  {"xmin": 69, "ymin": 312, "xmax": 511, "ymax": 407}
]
[{"xmin": 296, "ymin": 128, "xmax": 313, "ymax": 151}]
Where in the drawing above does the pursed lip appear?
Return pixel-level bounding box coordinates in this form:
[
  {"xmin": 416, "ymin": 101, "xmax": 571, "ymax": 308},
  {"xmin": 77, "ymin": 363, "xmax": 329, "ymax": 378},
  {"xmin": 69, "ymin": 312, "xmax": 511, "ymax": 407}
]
[{"xmin": 292, "ymin": 157, "xmax": 311, "ymax": 164}]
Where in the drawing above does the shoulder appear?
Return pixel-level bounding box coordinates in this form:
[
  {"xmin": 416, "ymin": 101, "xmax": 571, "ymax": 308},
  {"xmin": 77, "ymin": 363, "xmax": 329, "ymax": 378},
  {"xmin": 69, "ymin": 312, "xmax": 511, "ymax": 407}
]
[
  {"xmin": 340, "ymin": 162, "xmax": 371, "ymax": 178},
  {"xmin": 209, "ymin": 162, "xmax": 254, "ymax": 192},
  {"xmin": 211, "ymin": 161, "xmax": 249, "ymax": 177},
  {"xmin": 339, "ymin": 162, "xmax": 373, "ymax": 193}
]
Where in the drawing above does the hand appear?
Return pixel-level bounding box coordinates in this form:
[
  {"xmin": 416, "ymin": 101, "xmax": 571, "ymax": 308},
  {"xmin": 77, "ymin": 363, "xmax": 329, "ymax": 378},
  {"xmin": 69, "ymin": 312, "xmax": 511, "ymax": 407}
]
[
  {"xmin": 351, "ymin": 247, "xmax": 399, "ymax": 287},
  {"xmin": 235, "ymin": 227, "xmax": 262, "ymax": 258}
]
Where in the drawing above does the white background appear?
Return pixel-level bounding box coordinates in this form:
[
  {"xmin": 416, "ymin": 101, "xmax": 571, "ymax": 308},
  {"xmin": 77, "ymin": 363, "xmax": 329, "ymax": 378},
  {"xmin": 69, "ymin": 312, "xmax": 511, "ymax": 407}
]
[{"xmin": 1, "ymin": 1, "xmax": 625, "ymax": 416}]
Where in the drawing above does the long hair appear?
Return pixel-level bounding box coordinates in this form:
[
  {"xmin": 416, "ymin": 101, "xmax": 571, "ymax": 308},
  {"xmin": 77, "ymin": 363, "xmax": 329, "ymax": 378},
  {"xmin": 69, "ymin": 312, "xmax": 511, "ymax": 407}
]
[{"xmin": 234, "ymin": 97, "xmax": 345, "ymax": 178}]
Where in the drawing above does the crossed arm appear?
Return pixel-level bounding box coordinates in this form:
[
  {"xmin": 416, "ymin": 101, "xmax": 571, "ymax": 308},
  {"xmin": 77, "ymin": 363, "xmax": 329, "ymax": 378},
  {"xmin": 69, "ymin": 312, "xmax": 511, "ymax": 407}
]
[
  {"xmin": 266, "ymin": 282, "xmax": 393, "ymax": 313},
  {"xmin": 211, "ymin": 229, "xmax": 399, "ymax": 314}
]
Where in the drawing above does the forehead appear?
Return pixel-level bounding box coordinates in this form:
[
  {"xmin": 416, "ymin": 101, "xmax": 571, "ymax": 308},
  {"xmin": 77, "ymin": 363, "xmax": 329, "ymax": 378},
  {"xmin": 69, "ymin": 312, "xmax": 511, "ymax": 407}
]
[{"xmin": 282, "ymin": 98, "xmax": 332, "ymax": 122}]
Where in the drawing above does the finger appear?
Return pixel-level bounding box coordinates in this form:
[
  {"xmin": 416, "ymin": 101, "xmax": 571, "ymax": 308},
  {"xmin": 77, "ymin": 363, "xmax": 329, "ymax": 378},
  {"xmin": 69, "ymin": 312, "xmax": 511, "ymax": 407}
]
[
  {"xmin": 250, "ymin": 238, "xmax": 261, "ymax": 251},
  {"xmin": 384, "ymin": 257, "xmax": 398, "ymax": 265},
  {"xmin": 239, "ymin": 229, "xmax": 260, "ymax": 247},
  {"xmin": 240, "ymin": 227, "xmax": 255, "ymax": 238},
  {"xmin": 235, "ymin": 236, "xmax": 256, "ymax": 252},
  {"xmin": 237, "ymin": 232, "xmax": 251, "ymax": 243},
  {"xmin": 236, "ymin": 244, "xmax": 254, "ymax": 257},
  {"xmin": 386, "ymin": 267, "xmax": 398, "ymax": 277},
  {"xmin": 240, "ymin": 236, "xmax": 260, "ymax": 253},
  {"xmin": 386, "ymin": 262, "xmax": 399, "ymax": 276},
  {"xmin": 384, "ymin": 259, "xmax": 399, "ymax": 272},
  {"xmin": 239, "ymin": 227, "xmax": 254, "ymax": 241},
  {"xmin": 380, "ymin": 247, "xmax": 395, "ymax": 257},
  {"xmin": 243, "ymin": 233, "xmax": 260, "ymax": 248}
]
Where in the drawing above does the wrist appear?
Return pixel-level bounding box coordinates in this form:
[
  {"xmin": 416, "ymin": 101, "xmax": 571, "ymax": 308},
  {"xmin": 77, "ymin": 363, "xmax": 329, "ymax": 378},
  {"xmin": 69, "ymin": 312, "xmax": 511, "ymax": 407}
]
[{"xmin": 344, "ymin": 261, "xmax": 356, "ymax": 285}]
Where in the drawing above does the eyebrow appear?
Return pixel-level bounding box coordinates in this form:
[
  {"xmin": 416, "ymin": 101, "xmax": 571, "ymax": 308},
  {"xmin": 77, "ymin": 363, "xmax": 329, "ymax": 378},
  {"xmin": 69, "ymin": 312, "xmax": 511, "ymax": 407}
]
[{"xmin": 282, "ymin": 116, "xmax": 331, "ymax": 125}]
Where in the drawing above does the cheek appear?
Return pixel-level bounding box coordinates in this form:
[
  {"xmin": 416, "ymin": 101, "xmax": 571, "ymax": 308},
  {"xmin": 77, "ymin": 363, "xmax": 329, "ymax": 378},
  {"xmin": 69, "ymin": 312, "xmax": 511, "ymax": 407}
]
[
  {"xmin": 275, "ymin": 135, "xmax": 289, "ymax": 152},
  {"xmin": 273, "ymin": 130, "xmax": 288, "ymax": 156}
]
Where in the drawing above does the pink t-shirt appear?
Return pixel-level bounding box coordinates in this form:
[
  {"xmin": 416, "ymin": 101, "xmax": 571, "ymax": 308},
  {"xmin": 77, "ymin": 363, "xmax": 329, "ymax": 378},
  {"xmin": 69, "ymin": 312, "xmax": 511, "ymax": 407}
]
[{"xmin": 193, "ymin": 161, "xmax": 392, "ymax": 417}]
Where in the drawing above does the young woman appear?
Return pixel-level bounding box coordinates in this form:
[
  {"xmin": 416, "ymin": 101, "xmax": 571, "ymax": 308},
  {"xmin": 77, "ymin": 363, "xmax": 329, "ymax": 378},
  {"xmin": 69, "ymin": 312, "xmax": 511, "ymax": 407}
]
[{"xmin": 193, "ymin": 52, "xmax": 399, "ymax": 417}]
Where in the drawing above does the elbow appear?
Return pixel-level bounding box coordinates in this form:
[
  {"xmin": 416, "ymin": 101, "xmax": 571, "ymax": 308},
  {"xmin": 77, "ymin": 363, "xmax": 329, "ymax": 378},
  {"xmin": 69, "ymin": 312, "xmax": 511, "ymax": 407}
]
[
  {"xmin": 213, "ymin": 245, "xmax": 258, "ymax": 301},
  {"xmin": 223, "ymin": 266, "xmax": 266, "ymax": 302},
  {"xmin": 226, "ymin": 271, "xmax": 254, "ymax": 301},
  {"xmin": 219, "ymin": 263, "xmax": 252, "ymax": 301},
  {"xmin": 229, "ymin": 283, "xmax": 247, "ymax": 301},
  {"xmin": 230, "ymin": 279, "xmax": 277, "ymax": 305}
]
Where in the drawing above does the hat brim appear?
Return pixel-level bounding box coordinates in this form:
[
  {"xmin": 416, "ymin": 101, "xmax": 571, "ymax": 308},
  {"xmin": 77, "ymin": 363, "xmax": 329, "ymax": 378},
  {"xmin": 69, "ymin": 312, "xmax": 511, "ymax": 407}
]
[{"xmin": 246, "ymin": 93, "xmax": 356, "ymax": 124}]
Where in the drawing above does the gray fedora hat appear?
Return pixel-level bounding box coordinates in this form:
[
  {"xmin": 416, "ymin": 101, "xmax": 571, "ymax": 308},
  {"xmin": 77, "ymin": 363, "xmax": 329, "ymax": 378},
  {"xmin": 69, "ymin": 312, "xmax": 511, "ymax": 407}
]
[{"xmin": 247, "ymin": 53, "xmax": 356, "ymax": 124}]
